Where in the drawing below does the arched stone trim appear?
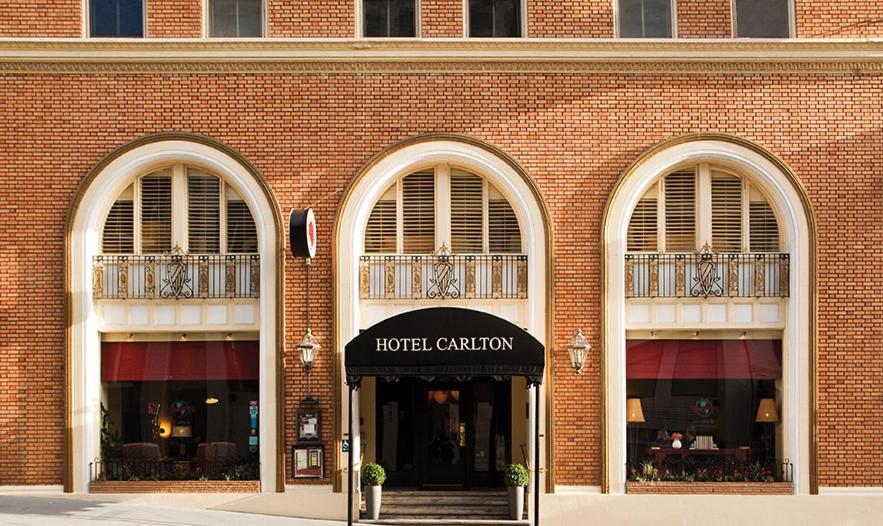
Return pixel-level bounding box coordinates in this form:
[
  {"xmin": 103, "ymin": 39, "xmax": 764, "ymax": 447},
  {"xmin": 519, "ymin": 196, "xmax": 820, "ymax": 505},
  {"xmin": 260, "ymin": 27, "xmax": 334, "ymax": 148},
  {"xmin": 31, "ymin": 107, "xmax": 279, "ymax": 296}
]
[
  {"xmin": 601, "ymin": 133, "xmax": 817, "ymax": 495},
  {"xmin": 64, "ymin": 133, "xmax": 285, "ymax": 493},
  {"xmin": 332, "ymin": 133, "xmax": 556, "ymax": 492}
]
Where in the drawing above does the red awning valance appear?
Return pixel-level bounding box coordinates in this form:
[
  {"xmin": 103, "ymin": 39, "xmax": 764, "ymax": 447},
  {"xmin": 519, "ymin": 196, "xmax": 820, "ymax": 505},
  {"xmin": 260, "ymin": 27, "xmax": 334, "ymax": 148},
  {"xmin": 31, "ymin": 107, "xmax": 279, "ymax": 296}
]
[
  {"xmin": 101, "ymin": 341, "xmax": 259, "ymax": 382},
  {"xmin": 627, "ymin": 339, "xmax": 782, "ymax": 380}
]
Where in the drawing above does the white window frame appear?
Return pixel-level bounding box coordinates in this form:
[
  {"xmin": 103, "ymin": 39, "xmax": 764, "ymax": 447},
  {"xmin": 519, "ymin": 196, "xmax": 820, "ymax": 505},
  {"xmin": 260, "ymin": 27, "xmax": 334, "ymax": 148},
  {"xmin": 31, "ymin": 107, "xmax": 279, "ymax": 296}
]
[
  {"xmin": 731, "ymin": 0, "xmax": 794, "ymax": 38},
  {"xmin": 203, "ymin": 0, "xmax": 268, "ymax": 38},
  {"xmin": 356, "ymin": 0, "xmax": 422, "ymax": 38},
  {"xmin": 463, "ymin": 0, "xmax": 528, "ymax": 38},
  {"xmin": 613, "ymin": 0, "xmax": 678, "ymax": 39},
  {"xmin": 628, "ymin": 163, "xmax": 783, "ymax": 254},
  {"xmin": 365, "ymin": 163, "xmax": 523, "ymax": 254},
  {"xmin": 84, "ymin": 0, "xmax": 148, "ymax": 38}
]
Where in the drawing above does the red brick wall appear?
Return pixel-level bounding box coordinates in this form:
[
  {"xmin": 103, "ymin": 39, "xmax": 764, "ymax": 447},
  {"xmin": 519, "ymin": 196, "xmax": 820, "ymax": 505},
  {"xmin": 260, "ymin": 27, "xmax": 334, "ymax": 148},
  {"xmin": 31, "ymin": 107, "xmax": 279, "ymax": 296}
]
[
  {"xmin": 796, "ymin": 1, "xmax": 883, "ymax": 37},
  {"xmin": 528, "ymin": 1, "xmax": 614, "ymax": 38},
  {"xmin": 0, "ymin": 1, "xmax": 81, "ymax": 37},
  {"xmin": 268, "ymin": 0, "xmax": 354, "ymax": 37},
  {"xmin": 147, "ymin": 0, "xmax": 203, "ymax": 38},
  {"xmin": 0, "ymin": 71, "xmax": 882, "ymax": 488},
  {"xmin": 676, "ymin": 0, "xmax": 732, "ymax": 38},
  {"xmin": 420, "ymin": 0, "xmax": 463, "ymax": 37}
]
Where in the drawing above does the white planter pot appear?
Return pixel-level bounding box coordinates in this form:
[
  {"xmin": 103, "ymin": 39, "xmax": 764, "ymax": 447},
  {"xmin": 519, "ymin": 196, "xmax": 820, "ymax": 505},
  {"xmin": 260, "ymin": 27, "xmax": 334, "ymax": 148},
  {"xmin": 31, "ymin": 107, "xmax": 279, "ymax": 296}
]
[
  {"xmin": 507, "ymin": 486, "xmax": 524, "ymax": 520},
  {"xmin": 365, "ymin": 485, "xmax": 382, "ymax": 520},
  {"xmin": 672, "ymin": 439, "xmax": 682, "ymax": 449}
]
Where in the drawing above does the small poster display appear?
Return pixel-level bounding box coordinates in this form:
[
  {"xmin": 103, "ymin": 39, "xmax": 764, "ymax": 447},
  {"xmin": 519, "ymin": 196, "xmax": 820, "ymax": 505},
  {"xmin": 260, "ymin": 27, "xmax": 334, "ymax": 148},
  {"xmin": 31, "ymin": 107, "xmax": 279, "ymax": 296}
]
[
  {"xmin": 298, "ymin": 410, "xmax": 321, "ymax": 442},
  {"xmin": 293, "ymin": 445, "xmax": 324, "ymax": 478}
]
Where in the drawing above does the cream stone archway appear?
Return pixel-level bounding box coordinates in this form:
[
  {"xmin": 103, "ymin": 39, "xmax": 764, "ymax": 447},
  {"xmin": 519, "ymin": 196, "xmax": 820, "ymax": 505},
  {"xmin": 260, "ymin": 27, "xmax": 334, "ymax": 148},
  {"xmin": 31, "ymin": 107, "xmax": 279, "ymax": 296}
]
[
  {"xmin": 65, "ymin": 133, "xmax": 285, "ymax": 493},
  {"xmin": 602, "ymin": 134, "xmax": 817, "ymax": 495},
  {"xmin": 333, "ymin": 134, "xmax": 555, "ymax": 501}
]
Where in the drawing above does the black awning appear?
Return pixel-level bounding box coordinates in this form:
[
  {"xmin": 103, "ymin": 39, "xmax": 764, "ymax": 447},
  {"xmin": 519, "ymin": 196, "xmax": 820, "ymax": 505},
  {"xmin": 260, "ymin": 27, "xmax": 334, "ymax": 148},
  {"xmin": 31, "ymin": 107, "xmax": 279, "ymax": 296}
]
[{"xmin": 344, "ymin": 307, "xmax": 545, "ymax": 385}]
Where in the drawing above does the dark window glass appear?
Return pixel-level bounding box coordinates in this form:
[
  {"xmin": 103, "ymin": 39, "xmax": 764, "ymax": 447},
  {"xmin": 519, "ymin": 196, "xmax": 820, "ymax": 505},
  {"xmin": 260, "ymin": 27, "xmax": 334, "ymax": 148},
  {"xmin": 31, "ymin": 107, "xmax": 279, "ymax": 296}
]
[
  {"xmin": 735, "ymin": 0, "xmax": 790, "ymax": 38},
  {"xmin": 469, "ymin": 0, "xmax": 521, "ymax": 38},
  {"xmin": 619, "ymin": 0, "xmax": 672, "ymax": 38},
  {"xmin": 363, "ymin": 0, "xmax": 416, "ymax": 37},
  {"xmin": 210, "ymin": 0, "xmax": 263, "ymax": 37},
  {"xmin": 90, "ymin": 0, "xmax": 143, "ymax": 38}
]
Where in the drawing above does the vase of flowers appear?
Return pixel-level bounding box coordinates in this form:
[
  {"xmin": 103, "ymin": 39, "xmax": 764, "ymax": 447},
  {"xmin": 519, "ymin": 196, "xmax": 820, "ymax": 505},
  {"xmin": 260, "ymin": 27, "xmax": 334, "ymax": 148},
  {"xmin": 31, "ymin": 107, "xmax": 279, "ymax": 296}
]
[{"xmin": 671, "ymin": 432, "xmax": 683, "ymax": 449}]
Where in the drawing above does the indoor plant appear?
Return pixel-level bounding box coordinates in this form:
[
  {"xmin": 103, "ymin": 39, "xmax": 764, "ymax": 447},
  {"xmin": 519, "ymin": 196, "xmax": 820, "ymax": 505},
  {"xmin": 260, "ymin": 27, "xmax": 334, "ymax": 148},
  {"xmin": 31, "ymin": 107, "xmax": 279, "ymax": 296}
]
[
  {"xmin": 361, "ymin": 463, "xmax": 386, "ymax": 520},
  {"xmin": 504, "ymin": 463, "xmax": 529, "ymax": 520}
]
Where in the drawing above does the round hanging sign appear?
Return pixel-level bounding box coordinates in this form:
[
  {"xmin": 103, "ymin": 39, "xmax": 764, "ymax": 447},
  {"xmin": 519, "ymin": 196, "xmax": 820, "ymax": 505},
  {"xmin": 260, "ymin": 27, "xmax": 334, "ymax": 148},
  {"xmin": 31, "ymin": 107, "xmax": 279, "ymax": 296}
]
[{"xmin": 289, "ymin": 208, "xmax": 317, "ymax": 258}]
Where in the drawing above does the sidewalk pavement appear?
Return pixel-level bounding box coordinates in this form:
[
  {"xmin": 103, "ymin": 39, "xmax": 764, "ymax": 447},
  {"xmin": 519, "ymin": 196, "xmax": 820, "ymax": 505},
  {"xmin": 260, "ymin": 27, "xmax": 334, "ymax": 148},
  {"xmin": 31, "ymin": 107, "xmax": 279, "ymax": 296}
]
[{"xmin": 0, "ymin": 494, "xmax": 346, "ymax": 526}]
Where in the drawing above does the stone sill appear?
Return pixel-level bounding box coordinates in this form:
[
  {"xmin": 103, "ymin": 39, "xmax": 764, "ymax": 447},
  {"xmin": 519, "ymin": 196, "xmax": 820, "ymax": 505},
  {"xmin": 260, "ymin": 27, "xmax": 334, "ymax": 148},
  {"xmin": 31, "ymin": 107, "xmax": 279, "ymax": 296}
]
[
  {"xmin": 626, "ymin": 481, "xmax": 793, "ymax": 495},
  {"xmin": 89, "ymin": 480, "xmax": 260, "ymax": 493}
]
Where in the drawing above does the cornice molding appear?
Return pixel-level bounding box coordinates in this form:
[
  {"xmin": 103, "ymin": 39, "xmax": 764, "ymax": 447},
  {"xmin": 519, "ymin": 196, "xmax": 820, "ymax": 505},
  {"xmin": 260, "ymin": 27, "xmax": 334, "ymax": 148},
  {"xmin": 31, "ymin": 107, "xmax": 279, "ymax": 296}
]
[{"xmin": 1, "ymin": 38, "xmax": 883, "ymax": 73}]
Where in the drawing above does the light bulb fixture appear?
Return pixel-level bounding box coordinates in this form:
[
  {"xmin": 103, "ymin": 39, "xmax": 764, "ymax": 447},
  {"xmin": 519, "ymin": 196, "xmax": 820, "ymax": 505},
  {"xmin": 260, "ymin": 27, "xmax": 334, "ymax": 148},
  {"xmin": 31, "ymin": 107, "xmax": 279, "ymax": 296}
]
[
  {"xmin": 567, "ymin": 329, "xmax": 591, "ymax": 375},
  {"xmin": 205, "ymin": 397, "xmax": 219, "ymax": 405},
  {"xmin": 693, "ymin": 330, "xmax": 700, "ymax": 338},
  {"xmin": 298, "ymin": 328, "xmax": 321, "ymax": 404},
  {"xmin": 225, "ymin": 332, "xmax": 233, "ymax": 341},
  {"xmin": 180, "ymin": 333, "xmax": 188, "ymax": 341},
  {"xmin": 127, "ymin": 333, "xmax": 134, "ymax": 341}
]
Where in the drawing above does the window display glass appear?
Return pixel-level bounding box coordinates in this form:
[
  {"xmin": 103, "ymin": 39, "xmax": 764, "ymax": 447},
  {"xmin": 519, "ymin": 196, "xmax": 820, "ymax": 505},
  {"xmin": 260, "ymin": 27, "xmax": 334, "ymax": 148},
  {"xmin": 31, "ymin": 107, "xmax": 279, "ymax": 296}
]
[{"xmin": 99, "ymin": 340, "xmax": 259, "ymax": 481}]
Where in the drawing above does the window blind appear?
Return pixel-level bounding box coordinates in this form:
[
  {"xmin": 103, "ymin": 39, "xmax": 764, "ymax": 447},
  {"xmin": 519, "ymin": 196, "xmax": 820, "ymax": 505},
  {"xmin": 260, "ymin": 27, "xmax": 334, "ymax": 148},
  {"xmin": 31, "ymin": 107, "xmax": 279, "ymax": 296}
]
[
  {"xmin": 102, "ymin": 196, "xmax": 134, "ymax": 254},
  {"xmin": 664, "ymin": 170, "xmax": 696, "ymax": 251},
  {"xmin": 451, "ymin": 170, "xmax": 484, "ymax": 253},
  {"xmin": 140, "ymin": 173, "xmax": 172, "ymax": 253},
  {"xmin": 365, "ymin": 187, "xmax": 397, "ymax": 253},
  {"xmin": 402, "ymin": 170, "xmax": 435, "ymax": 253},
  {"xmin": 750, "ymin": 201, "xmax": 780, "ymax": 252},
  {"xmin": 711, "ymin": 173, "xmax": 743, "ymax": 252},
  {"xmin": 488, "ymin": 185, "xmax": 521, "ymax": 253},
  {"xmin": 187, "ymin": 171, "xmax": 221, "ymax": 253},
  {"xmin": 226, "ymin": 196, "xmax": 258, "ymax": 253},
  {"xmin": 627, "ymin": 197, "xmax": 658, "ymax": 252}
]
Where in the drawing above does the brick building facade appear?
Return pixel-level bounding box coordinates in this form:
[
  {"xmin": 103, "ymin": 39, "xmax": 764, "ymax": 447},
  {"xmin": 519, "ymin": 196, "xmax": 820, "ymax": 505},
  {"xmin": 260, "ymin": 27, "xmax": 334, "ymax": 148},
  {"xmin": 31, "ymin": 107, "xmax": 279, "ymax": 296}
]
[{"xmin": 1, "ymin": 0, "xmax": 883, "ymax": 523}]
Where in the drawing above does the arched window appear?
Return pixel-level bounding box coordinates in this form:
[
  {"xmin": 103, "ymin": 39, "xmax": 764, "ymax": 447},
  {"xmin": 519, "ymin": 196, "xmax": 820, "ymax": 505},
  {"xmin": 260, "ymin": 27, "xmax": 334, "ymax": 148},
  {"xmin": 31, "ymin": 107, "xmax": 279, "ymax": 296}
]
[
  {"xmin": 364, "ymin": 166, "xmax": 521, "ymax": 254},
  {"xmin": 627, "ymin": 165, "xmax": 781, "ymax": 253},
  {"xmin": 101, "ymin": 165, "xmax": 258, "ymax": 254}
]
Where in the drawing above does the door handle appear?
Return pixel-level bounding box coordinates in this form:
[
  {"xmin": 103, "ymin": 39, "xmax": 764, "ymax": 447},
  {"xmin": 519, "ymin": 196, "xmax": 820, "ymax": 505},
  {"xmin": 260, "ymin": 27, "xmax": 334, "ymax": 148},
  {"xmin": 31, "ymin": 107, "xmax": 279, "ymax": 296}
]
[{"xmin": 459, "ymin": 422, "xmax": 466, "ymax": 447}]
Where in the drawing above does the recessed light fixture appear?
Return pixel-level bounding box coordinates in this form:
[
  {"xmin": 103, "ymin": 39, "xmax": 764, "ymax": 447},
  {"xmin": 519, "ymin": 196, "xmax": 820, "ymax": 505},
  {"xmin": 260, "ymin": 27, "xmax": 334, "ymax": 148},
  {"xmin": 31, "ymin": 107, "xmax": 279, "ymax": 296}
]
[
  {"xmin": 225, "ymin": 332, "xmax": 233, "ymax": 341},
  {"xmin": 205, "ymin": 397, "xmax": 219, "ymax": 405},
  {"xmin": 180, "ymin": 333, "xmax": 187, "ymax": 341}
]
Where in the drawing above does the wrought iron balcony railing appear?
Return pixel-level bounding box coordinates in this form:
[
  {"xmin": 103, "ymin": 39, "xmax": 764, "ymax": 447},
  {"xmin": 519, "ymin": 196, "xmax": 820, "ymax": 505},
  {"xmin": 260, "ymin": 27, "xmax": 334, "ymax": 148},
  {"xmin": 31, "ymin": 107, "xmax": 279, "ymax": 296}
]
[
  {"xmin": 92, "ymin": 253, "xmax": 260, "ymax": 300},
  {"xmin": 359, "ymin": 253, "xmax": 528, "ymax": 300},
  {"xmin": 625, "ymin": 252, "xmax": 789, "ymax": 299}
]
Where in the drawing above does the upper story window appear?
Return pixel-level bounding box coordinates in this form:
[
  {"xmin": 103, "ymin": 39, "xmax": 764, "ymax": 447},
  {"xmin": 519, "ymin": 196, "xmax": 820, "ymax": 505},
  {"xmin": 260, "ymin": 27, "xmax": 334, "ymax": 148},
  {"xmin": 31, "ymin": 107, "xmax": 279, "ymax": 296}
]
[
  {"xmin": 101, "ymin": 165, "xmax": 258, "ymax": 254},
  {"xmin": 90, "ymin": 0, "xmax": 144, "ymax": 38},
  {"xmin": 627, "ymin": 165, "xmax": 780, "ymax": 253},
  {"xmin": 363, "ymin": 0, "xmax": 417, "ymax": 37},
  {"xmin": 734, "ymin": 0, "xmax": 791, "ymax": 38},
  {"xmin": 209, "ymin": 0, "xmax": 264, "ymax": 37},
  {"xmin": 469, "ymin": 0, "xmax": 522, "ymax": 38},
  {"xmin": 618, "ymin": 0, "xmax": 673, "ymax": 38},
  {"xmin": 364, "ymin": 166, "xmax": 522, "ymax": 254}
]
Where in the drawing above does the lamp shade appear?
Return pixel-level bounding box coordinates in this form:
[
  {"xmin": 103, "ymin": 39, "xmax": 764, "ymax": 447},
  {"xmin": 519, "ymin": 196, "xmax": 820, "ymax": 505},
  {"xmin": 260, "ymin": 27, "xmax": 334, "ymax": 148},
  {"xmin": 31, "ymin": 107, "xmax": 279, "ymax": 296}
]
[
  {"xmin": 626, "ymin": 398, "xmax": 645, "ymax": 423},
  {"xmin": 755, "ymin": 398, "xmax": 779, "ymax": 423}
]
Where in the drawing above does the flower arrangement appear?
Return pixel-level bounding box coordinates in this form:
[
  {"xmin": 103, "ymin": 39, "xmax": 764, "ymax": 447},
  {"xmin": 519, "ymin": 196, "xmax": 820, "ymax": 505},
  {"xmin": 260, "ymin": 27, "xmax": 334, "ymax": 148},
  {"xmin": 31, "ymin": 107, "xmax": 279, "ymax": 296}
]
[{"xmin": 670, "ymin": 432, "xmax": 683, "ymax": 441}]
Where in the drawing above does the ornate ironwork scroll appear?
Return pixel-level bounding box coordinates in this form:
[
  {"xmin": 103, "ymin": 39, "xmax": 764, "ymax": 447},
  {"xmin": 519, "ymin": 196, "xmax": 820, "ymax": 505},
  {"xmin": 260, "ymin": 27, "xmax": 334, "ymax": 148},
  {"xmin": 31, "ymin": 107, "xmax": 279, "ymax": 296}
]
[
  {"xmin": 690, "ymin": 245, "xmax": 723, "ymax": 298},
  {"xmin": 624, "ymin": 255, "xmax": 634, "ymax": 298},
  {"xmin": 359, "ymin": 257, "xmax": 370, "ymax": 299},
  {"xmin": 648, "ymin": 255, "xmax": 659, "ymax": 298},
  {"xmin": 465, "ymin": 256, "xmax": 476, "ymax": 299},
  {"xmin": 159, "ymin": 247, "xmax": 193, "ymax": 299},
  {"xmin": 754, "ymin": 254, "xmax": 766, "ymax": 297},
  {"xmin": 517, "ymin": 255, "xmax": 528, "ymax": 299},
  {"xmin": 411, "ymin": 256, "xmax": 423, "ymax": 299},
  {"xmin": 117, "ymin": 256, "xmax": 129, "ymax": 299},
  {"xmin": 225, "ymin": 255, "xmax": 236, "ymax": 297},
  {"xmin": 145, "ymin": 256, "xmax": 156, "ymax": 299},
  {"xmin": 384, "ymin": 257, "xmax": 395, "ymax": 299},
  {"xmin": 675, "ymin": 254, "xmax": 686, "ymax": 296},
  {"xmin": 727, "ymin": 255, "xmax": 739, "ymax": 297},
  {"xmin": 427, "ymin": 245, "xmax": 460, "ymax": 299},
  {"xmin": 92, "ymin": 256, "xmax": 104, "ymax": 299},
  {"xmin": 198, "ymin": 256, "xmax": 209, "ymax": 298},
  {"xmin": 491, "ymin": 255, "xmax": 503, "ymax": 299},
  {"xmin": 250, "ymin": 254, "xmax": 260, "ymax": 297},
  {"xmin": 779, "ymin": 254, "xmax": 790, "ymax": 297}
]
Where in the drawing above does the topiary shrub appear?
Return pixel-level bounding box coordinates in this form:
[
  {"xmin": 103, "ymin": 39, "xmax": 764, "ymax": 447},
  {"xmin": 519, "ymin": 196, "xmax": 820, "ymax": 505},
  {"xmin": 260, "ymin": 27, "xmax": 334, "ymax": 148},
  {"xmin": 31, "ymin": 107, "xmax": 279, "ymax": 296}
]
[
  {"xmin": 504, "ymin": 463, "xmax": 529, "ymax": 487},
  {"xmin": 361, "ymin": 463, "xmax": 386, "ymax": 486}
]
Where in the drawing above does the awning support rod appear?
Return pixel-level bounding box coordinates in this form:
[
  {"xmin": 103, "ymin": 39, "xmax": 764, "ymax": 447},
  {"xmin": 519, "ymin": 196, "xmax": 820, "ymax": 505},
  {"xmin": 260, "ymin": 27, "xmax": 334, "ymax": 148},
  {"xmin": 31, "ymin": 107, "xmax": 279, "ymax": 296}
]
[{"xmin": 534, "ymin": 382, "xmax": 541, "ymax": 526}]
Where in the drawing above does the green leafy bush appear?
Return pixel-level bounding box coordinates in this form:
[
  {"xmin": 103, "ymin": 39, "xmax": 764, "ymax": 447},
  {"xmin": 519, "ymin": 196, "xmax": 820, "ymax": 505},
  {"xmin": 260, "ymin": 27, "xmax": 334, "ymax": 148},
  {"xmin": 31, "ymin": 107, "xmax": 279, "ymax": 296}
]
[
  {"xmin": 361, "ymin": 463, "xmax": 386, "ymax": 486},
  {"xmin": 504, "ymin": 463, "xmax": 529, "ymax": 487}
]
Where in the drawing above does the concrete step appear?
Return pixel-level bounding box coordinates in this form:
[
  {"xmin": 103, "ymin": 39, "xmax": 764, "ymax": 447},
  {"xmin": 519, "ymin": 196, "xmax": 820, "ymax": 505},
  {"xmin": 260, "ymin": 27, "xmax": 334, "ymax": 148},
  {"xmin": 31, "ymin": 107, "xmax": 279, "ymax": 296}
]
[
  {"xmin": 362, "ymin": 490, "xmax": 524, "ymax": 523},
  {"xmin": 360, "ymin": 520, "xmax": 529, "ymax": 526}
]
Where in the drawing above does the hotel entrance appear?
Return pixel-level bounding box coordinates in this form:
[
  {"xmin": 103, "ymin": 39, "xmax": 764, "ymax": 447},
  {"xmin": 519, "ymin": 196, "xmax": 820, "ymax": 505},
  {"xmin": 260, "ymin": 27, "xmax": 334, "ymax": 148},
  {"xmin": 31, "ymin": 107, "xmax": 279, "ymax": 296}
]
[{"xmin": 376, "ymin": 378, "xmax": 512, "ymax": 489}]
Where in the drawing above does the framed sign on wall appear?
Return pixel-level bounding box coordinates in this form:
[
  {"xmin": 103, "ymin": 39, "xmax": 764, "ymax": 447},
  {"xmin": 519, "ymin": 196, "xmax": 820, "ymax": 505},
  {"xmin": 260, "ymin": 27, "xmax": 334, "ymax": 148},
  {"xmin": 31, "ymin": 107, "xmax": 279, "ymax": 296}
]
[
  {"xmin": 292, "ymin": 445, "xmax": 324, "ymax": 478},
  {"xmin": 297, "ymin": 409, "xmax": 320, "ymax": 442}
]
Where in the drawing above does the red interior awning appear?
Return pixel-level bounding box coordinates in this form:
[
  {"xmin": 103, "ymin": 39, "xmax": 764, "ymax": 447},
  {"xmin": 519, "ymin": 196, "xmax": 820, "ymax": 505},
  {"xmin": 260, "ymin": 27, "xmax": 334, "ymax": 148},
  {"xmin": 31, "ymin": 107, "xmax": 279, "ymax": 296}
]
[
  {"xmin": 627, "ymin": 339, "xmax": 782, "ymax": 380},
  {"xmin": 102, "ymin": 341, "xmax": 259, "ymax": 382}
]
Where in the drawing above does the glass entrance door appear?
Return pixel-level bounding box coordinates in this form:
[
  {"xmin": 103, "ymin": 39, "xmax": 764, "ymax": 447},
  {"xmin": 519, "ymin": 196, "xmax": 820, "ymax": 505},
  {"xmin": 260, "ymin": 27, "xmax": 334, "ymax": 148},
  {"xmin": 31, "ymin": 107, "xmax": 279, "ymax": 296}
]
[{"xmin": 422, "ymin": 387, "xmax": 466, "ymax": 487}]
